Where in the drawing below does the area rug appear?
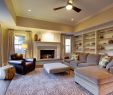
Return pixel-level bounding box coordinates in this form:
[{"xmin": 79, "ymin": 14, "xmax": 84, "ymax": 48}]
[{"xmin": 5, "ymin": 68, "xmax": 92, "ymax": 95}]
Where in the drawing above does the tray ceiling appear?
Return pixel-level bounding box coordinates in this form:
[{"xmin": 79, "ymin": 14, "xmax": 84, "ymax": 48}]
[{"xmin": 12, "ymin": 0, "xmax": 113, "ymax": 26}]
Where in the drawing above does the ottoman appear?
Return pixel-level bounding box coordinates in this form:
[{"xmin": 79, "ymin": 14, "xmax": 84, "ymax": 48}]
[
  {"xmin": 44, "ymin": 63, "xmax": 70, "ymax": 73},
  {"xmin": 0, "ymin": 65, "xmax": 15, "ymax": 80}
]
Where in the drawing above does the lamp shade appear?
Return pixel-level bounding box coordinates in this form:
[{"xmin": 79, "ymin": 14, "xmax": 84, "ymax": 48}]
[{"xmin": 22, "ymin": 44, "xmax": 28, "ymax": 50}]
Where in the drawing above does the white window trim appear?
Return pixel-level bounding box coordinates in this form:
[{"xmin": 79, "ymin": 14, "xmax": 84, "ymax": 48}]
[{"xmin": 65, "ymin": 36, "xmax": 71, "ymax": 54}]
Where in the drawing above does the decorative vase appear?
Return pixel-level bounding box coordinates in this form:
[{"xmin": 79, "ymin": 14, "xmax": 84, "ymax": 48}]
[{"xmin": 34, "ymin": 34, "xmax": 38, "ymax": 41}]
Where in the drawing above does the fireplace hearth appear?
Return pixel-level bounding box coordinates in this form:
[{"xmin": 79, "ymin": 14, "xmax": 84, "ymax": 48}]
[{"xmin": 40, "ymin": 50, "xmax": 55, "ymax": 59}]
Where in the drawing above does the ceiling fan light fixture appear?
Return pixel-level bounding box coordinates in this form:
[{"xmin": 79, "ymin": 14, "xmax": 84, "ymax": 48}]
[{"xmin": 66, "ymin": 4, "xmax": 72, "ymax": 10}]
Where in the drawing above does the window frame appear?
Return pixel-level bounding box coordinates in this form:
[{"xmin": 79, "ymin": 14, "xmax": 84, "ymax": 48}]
[
  {"xmin": 65, "ymin": 36, "xmax": 71, "ymax": 54},
  {"xmin": 14, "ymin": 35, "xmax": 26, "ymax": 54}
]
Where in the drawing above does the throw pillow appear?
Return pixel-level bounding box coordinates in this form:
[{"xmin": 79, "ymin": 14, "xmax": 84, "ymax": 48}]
[
  {"xmin": 106, "ymin": 60, "xmax": 113, "ymax": 70},
  {"xmin": 11, "ymin": 53, "xmax": 23, "ymax": 60},
  {"xmin": 71, "ymin": 53, "xmax": 79, "ymax": 61},
  {"xmin": 99, "ymin": 56, "xmax": 111, "ymax": 68}
]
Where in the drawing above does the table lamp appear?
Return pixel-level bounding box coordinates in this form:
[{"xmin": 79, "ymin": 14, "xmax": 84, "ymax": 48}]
[{"xmin": 22, "ymin": 43, "xmax": 28, "ymax": 58}]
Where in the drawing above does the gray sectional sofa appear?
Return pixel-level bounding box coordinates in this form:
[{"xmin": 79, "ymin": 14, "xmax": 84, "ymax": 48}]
[
  {"xmin": 64, "ymin": 53, "xmax": 113, "ymax": 95},
  {"xmin": 64, "ymin": 53, "xmax": 100, "ymax": 69}
]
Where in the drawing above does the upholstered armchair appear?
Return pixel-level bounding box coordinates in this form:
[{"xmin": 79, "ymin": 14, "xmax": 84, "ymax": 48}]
[{"xmin": 8, "ymin": 53, "xmax": 36, "ymax": 75}]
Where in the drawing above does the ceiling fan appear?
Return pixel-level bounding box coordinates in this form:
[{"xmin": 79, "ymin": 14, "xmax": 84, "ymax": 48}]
[{"xmin": 53, "ymin": 0, "xmax": 81, "ymax": 13}]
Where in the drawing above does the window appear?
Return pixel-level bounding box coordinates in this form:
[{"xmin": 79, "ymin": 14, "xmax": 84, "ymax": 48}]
[
  {"xmin": 65, "ymin": 37, "xmax": 71, "ymax": 53},
  {"xmin": 14, "ymin": 35, "xmax": 25, "ymax": 54}
]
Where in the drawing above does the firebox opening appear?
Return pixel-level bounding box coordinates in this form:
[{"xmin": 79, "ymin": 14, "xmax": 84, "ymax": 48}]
[{"xmin": 40, "ymin": 50, "xmax": 55, "ymax": 59}]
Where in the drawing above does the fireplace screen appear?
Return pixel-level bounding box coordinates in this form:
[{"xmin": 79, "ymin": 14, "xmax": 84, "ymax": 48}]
[{"xmin": 40, "ymin": 50, "xmax": 55, "ymax": 59}]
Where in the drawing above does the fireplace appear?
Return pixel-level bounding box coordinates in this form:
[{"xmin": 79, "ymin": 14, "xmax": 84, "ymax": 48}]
[
  {"xmin": 33, "ymin": 42, "xmax": 60, "ymax": 60},
  {"xmin": 40, "ymin": 50, "xmax": 55, "ymax": 59}
]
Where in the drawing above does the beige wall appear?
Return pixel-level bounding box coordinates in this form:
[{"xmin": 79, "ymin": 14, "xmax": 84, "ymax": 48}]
[
  {"xmin": 74, "ymin": 7, "xmax": 113, "ymax": 32},
  {"xmin": 16, "ymin": 16, "xmax": 74, "ymax": 33},
  {"xmin": 32, "ymin": 30, "xmax": 61, "ymax": 42}
]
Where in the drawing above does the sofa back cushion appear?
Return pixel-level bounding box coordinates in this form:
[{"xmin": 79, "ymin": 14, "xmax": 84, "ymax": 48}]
[
  {"xmin": 87, "ymin": 54, "xmax": 100, "ymax": 64},
  {"xmin": 79, "ymin": 53, "xmax": 88, "ymax": 63}
]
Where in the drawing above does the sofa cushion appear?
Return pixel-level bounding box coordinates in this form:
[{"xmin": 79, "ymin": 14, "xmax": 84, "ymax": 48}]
[
  {"xmin": 106, "ymin": 60, "xmax": 113, "ymax": 70},
  {"xmin": 64, "ymin": 61, "xmax": 70, "ymax": 66},
  {"xmin": 87, "ymin": 54, "xmax": 100, "ymax": 65},
  {"xmin": 77, "ymin": 63, "xmax": 97, "ymax": 67},
  {"xmin": 79, "ymin": 53, "xmax": 88, "ymax": 63},
  {"xmin": 70, "ymin": 60, "xmax": 78, "ymax": 68},
  {"xmin": 75, "ymin": 66, "xmax": 113, "ymax": 85}
]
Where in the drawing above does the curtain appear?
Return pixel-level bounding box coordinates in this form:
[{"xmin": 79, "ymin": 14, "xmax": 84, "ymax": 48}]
[
  {"xmin": 0, "ymin": 25, "xmax": 3, "ymax": 67},
  {"xmin": 7, "ymin": 29, "xmax": 15, "ymax": 61},
  {"xmin": 71, "ymin": 35, "xmax": 75, "ymax": 53},
  {"xmin": 60, "ymin": 34, "xmax": 65, "ymax": 59},
  {"xmin": 26, "ymin": 31, "xmax": 33, "ymax": 58}
]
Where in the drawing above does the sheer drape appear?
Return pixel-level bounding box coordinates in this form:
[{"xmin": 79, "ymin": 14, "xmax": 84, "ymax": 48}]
[
  {"xmin": 71, "ymin": 35, "xmax": 75, "ymax": 53},
  {"xmin": 0, "ymin": 25, "xmax": 3, "ymax": 66},
  {"xmin": 7, "ymin": 29, "xmax": 15, "ymax": 61},
  {"xmin": 26, "ymin": 31, "xmax": 33, "ymax": 58},
  {"xmin": 60, "ymin": 34, "xmax": 65, "ymax": 59}
]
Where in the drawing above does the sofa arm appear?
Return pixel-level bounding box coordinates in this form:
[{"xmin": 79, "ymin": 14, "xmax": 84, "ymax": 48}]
[
  {"xmin": 25, "ymin": 58, "xmax": 36, "ymax": 62},
  {"xmin": 109, "ymin": 67, "xmax": 113, "ymax": 74},
  {"xmin": 8, "ymin": 60, "xmax": 25, "ymax": 65},
  {"xmin": 25, "ymin": 58, "xmax": 33, "ymax": 62},
  {"xmin": 70, "ymin": 60, "xmax": 79, "ymax": 65}
]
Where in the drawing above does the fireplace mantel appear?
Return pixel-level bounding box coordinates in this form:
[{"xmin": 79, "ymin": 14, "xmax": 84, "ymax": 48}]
[
  {"xmin": 33, "ymin": 41, "xmax": 61, "ymax": 60},
  {"xmin": 34, "ymin": 41, "xmax": 60, "ymax": 46}
]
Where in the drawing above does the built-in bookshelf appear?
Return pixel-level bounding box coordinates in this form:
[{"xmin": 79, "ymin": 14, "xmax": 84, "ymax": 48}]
[
  {"xmin": 74, "ymin": 35, "xmax": 83, "ymax": 52},
  {"xmin": 97, "ymin": 27, "xmax": 113, "ymax": 54},
  {"xmin": 84, "ymin": 32, "xmax": 96, "ymax": 54},
  {"xmin": 74, "ymin": 26, "xmax": 113, "ymax": 54}
]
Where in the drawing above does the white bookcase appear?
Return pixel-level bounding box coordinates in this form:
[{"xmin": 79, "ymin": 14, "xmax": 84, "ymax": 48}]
[{"xmin": 74, "ymin": 26, "xmax": 113, "ymax": 54}]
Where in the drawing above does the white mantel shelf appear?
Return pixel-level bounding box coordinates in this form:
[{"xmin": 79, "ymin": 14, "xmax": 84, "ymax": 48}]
[{"xmin": 34, "ymin": 41, "xmax": 61, "ymax": 44}]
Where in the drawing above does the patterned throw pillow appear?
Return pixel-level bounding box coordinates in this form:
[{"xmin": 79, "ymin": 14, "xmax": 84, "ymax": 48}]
[
  {"xmin": 106, "ymin": 60, "xmax": 113, "ymax": 70},
  {"xmin": 99, "ymin": 56, "xmax": 111, "ymax": 68},
  {"xmin": 71, "ymin": 53, "xmax": 79, "ymax": 61}
]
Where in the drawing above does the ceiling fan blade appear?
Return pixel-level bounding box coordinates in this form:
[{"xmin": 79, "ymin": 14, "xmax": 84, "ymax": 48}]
[
  {"xmin": 73, "ymin": 6, "xmax": 81, "ymax": 12},
  {"xmin": 53, "ymin": 6, "xmax": 65, "ymax": 10}
]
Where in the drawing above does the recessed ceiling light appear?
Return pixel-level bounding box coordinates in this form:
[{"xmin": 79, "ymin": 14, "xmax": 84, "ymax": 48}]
[
  {"xmin": 71, "ymin": 18, "xmax": 74, "ymax": 21},
  {"xmin": 28, "ymin": 9, "xmax": 31, "ymax": 12}
]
